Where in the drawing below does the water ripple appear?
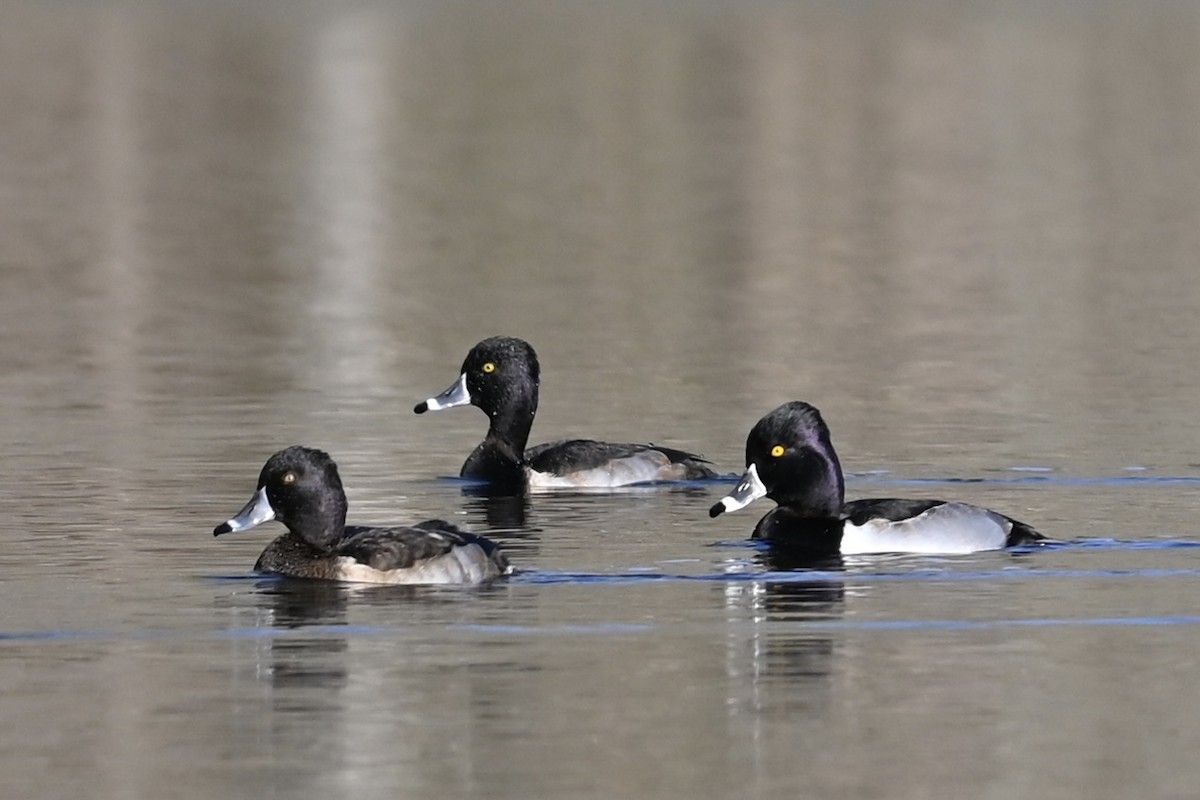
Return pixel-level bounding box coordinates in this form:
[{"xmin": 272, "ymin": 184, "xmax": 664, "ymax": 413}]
[{"xmin": 6, "ymin": 613, "xmax": 1200, "ymax": 644}]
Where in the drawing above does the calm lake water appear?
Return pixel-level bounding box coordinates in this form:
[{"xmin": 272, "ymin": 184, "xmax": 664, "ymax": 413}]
[{"xmin": 4, "ymin": 1, "xmax": 1200, "ymax": 798}]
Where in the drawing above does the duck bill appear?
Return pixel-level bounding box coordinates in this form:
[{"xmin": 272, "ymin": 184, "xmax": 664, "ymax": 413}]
[
  {"xmin": 213, "ymin": 486, "xmax": 277, "ymax": 536},
  {"xmin": 414, "ymin": 373, "xmax": 471, "ymax": 414},
  {"xmin": 709, "ymin": 463, "xmax": 768, "ymax": 517}
]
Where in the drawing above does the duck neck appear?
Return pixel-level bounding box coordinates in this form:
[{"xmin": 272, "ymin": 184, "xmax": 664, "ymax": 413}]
[
  {"xmin": 461, "ymin": 438, "xmax": 528, "ymax": 489},
  {"xmin": 754, "ymin": 508, "xmax": 845, "ymax": 554},
  {"xmin": 282, "ymin": 492, "xmax": 347, "ymax": 552},
  {"xmin": 483, "ymin": 378, "xmax": 537, "ymax": 460}
]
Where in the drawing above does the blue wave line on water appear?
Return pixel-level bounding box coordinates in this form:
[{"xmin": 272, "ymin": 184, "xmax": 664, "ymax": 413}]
[
  {"xmin": 516, "ymin": 563, "xmax": 1200, "ymax": 585},
  {"xmin": 7, "ymin": 604, "xmax": 1200, "ymax": 642},
  {"xmin": 513, "ymin": 571, "xmax": 691, "ymax": 585},
  {"xmin": 448, "ymin": 616, "xmax": 1200, "ymax": 633},
  {"xmin": 782, "ymin": 568, "xmax": 1200, "ymax": 582},
  {"xmin": 707, "ymin": 538, "xmax": 1200, "ymax": 553},
  {"xmin": 846, "ymin": 475, "xmax": 1200, "ymax": 486},
  {"xmin": 805, "ymin": 616, "xmax": 1200, "ymax": 631},
  {"xmin": 206, "ymin": 574, "xmax": 267, "ymax": 582},
  {"xmin": 435, "ymin": 475, "xmax": 493, "ymax": 488},
  {"xmin": 1063, "ymin": 539, "xmax": 1200, "ymax": 550},
  {"xmin": 452, "ymin": 623, "xmax": 655, "ymax": 635},
  {"xmin": 6, "ymin": 614, "xmax": 1200, "ymax": 644}
]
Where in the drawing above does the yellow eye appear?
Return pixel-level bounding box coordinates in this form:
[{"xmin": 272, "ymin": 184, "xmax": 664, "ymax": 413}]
[
  {"xmin": 482, "ymin": 362, "xmax": 496, "ymax": 374},
  {"xmin": 282, "ymin": 472, "xmax": 296, "ymax": 485},
  {"xmin": 770, "ymin": 445, "xmax": 785, "ymax": 458}
]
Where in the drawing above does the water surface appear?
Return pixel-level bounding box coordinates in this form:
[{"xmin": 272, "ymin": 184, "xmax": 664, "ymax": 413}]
[{"xmin": 3, "ymin": 1, "xmax": 1200, "ymax": 798}]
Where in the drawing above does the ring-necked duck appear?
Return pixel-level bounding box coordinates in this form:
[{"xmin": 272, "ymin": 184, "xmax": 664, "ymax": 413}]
[
  {"xmin": 414, "ymin": 336, "xmax": 716, "ymax": 490},
  {"xmin": 213, "ymin": 446, "xmax": 511, "ymax": 584},
  {"xmin": 709, "ymin": 401, "xmax": 1046, "ymax": 555}
]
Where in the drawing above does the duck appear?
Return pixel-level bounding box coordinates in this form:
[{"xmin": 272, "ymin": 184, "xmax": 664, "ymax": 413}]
[
  {"xmin": 213, "ymin": 446, "xmax": 511, "ymax": 584},
  {"xmin": 709, "ymin": 401, "xmax": 1046, "ymax": 556},
  {"xmin": 413, "ymin": 336, "xmax": 716, "ymax": 490}
]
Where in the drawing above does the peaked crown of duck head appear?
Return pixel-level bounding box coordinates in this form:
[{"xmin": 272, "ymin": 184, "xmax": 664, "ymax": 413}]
[
  {"xmin": 259, "ymin": 446, "xmax": 349, "ymax": 550},
  {"xmin": 746, "ymin": 401, "xmax": 845, "ymax": 514},
  {"xmin": 460, "ymin": 336, "xmax": 541, "ymax": 417}
]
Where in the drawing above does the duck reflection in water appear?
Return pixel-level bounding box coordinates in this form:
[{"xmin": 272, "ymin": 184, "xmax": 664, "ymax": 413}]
[
  {"xmin": 247, "ymin": 580, "xmax": 356, "ymax": 694},
  {"xmin": 456, "ymin": 482, "xmax": 543, "ymax": 566},
  {"xmin": 722, "ymin": 566, "xmax": 845, "ymax": 720},
  {"xmin": 459, "ymin": 481, "xmax": 532, "ymax": 530},
  {"xmin": 247, "ymin": 578, "xmax": 484, "ymax": 693}
]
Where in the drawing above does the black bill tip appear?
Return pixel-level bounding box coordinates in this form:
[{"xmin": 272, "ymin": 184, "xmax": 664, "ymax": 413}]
[
  {"xmin": 708, "ymin": 502, "xmax": 726, "ymax": 518},
  {"xmin": 213, "ymin": 523, "xmax": 232, "ymax": 537},
  {"xmin": 413, "ymin": 401, "xmax": 428, "ymax": 414}
]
